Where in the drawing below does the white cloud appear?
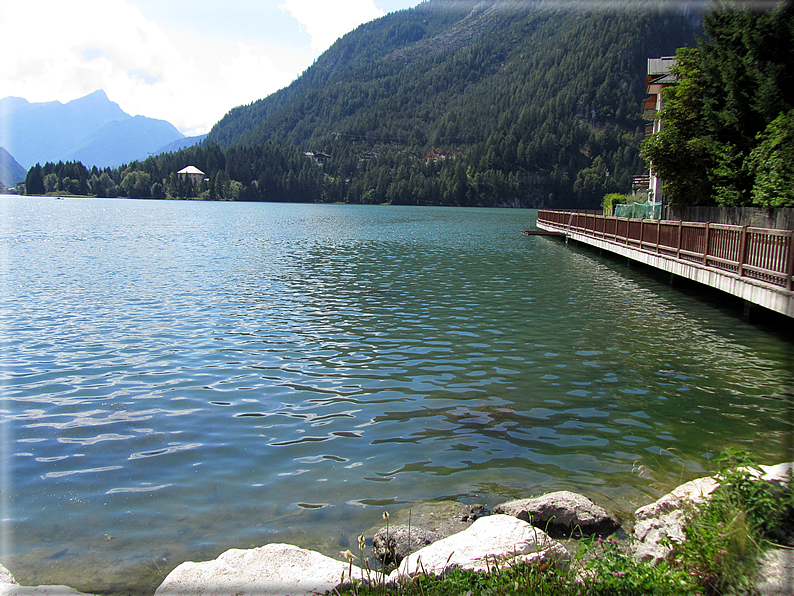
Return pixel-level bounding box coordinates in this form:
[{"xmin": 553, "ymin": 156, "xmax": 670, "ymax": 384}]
[
  {"xmin": 0, "ymin": 0, "xmax": 305, "ymax": 136},
  {"xmin": 280, "ymin": 0, "xmax": 385, "ymax": 52},
  {"xmin": 0, "ymin": 0, "xmax": 392, "ymax": 136}
]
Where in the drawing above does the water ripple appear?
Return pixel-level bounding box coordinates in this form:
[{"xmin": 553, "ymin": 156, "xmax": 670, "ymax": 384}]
[{"xmin": 2, "ymin": 198, "xmax": 792, "ymax": 594}]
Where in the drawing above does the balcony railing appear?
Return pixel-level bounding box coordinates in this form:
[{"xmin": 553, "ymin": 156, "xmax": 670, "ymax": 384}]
[{"xmin": 537, "ymin": 210, "xmax": 794, "ymax": 291}]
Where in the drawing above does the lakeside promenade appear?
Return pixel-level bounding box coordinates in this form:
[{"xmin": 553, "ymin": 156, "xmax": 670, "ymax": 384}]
[{"xmin": 535, "ymin": 210, "xmax": 794, "ymax": 319}]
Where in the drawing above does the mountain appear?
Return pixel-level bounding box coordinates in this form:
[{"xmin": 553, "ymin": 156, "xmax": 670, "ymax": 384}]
[
  {"xmin": 156, "ymin": 134, "xmax": 207, "ymax": 154},
  {"xmin": 65, "ymin": 115, "xmax": 184, "ymax": 167},
  {"xmin": 0, "ymin": 147, "xmax": 26, "ymax": 187},
  {"xmin": 1, "ymin": 90, "xmax": 184, "ymax": 169},
  {"xmin": 202, "ymin": 0, "xmax": 702, "ymax": 207}
]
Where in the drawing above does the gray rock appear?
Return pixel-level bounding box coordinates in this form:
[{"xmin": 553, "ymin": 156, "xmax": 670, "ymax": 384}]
[
  {"xmin": 493, "ymin": 491, "xmax": 620, "ymax": 538},
  {"xmin": 631, "ymin": 476, "xmax": 720, "ymax": 563},
  {"xmin": 373, "ymin": 525, "xmax": 443, "ymax": 565},
  {"xmin": 387, "ymin": 514, "xmax": 568, "ymax": 582},
  {"xmin": 154, "ymin": 543, "xmax": 352, "ymax": 596},
  {"xmin": 755, "ymin": 548, "xmax": 794, "ymax": 595},
  {"xmin": 365, "ymin": 501, "xmax": 483, "ymax": 542}
]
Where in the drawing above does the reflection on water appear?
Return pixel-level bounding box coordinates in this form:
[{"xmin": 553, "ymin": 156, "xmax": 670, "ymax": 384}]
[{"xmin": 1, "ymin": 198, "xmax": 792, "ymax": 593}]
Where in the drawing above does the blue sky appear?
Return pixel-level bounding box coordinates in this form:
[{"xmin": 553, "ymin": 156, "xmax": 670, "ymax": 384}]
[{"xmin": 0, "ymin": 0, "xmax": 422, "ymax": 136}]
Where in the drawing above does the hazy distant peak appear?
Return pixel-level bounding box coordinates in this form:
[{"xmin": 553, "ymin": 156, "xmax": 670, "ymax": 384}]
[
  {"xmin": 0, "ymin": 147, "xmax": 26, "ymax": 187},
  {"xmin": 84, "ymin": 89, "xmax": 109, "ymax": 100},
  {"xmin": 0, "ymin": 96, "xmax": 31, "ymax": 107},
  {"xmin": 0, "ymin": 89, "xmax": 183, "ymax": 169},
  {"xmin": 62, "ymin": 89, "xmax": 130, "ymax": 120}
]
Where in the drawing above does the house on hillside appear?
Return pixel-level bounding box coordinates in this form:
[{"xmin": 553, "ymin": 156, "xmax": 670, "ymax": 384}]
[
  {"xmin": 177, "ymin": 165, "xmax": 205, "ymax": 184},
  {"xmin": 360, "ymin": 151, "xmax": 379, "ymax": 162},
  {"xmin": 422, "ymin": 150, "xmax": 456, "ymax": 163},
  {"xmin": 305, "ymin": 151, "xmax": 331, "ymax": 165},
  {"xmin": 644, "ymin": 57, "xmax": 676, "ymax": 204}
]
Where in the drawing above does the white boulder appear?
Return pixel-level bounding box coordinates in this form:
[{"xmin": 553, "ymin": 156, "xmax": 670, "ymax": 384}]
[
  {"xmin": 744, "ymin": 463, "xmax": 794, "ymax": 486},
  {"xmin": 0, "ymin": 566, "xmax": 15, "ymax": 585},
  {"xmin": 0, "ymin": 587, "xmax": 92, "ymax": 595},
  {"xmin": 387, "ymin": 514, "xmax": 568, "ymax": 582},
  {"xmin": 154, "ymin": 543, "xmax": 353, "ymax": 596}
]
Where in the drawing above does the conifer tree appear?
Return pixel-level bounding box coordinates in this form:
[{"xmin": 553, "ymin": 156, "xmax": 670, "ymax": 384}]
[{"xmin": 642, "ymin": 0, "xmax": 794, "ymax": 207}]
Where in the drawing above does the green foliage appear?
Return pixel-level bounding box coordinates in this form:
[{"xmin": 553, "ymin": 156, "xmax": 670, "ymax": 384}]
[
  {"xmin": 602, "ymin": 193, "xmax": 635, "ymax": 214},
  {"xmin": 24, "ymin": 164, "xmax": 45, "ymax": 195},
  {"xmin": 25, "ymin": 161, "xmax": 92, "ymax": 196},
  {"xmin": 747, "ymin": 109, "xmax": 794, "ymax": 207},
  {"xmin": 121, "ymin": 170, "xmax": 152, "ymax": 199},
  {"xmin": 581, "ymin": 537, "xmax": 695, "ymax": 595},
  {"xmin": 333, "ymin": 560, "xmax": 575, "ymax": 596},
  {"xmin": 672, "ymin": 498, "xmax": 760, "ymax": 594},
  {"xmin": 331, "ymin": 540, "xmax": 695, "ymax": 596},
  {"xmin": 712, "ymin": 450, "xmax": 794, "ymax": 543},
  {"xmin": 642, "ymin": 0, "xmax": 794, "ymax": 207},
  {"xmin": 640, "ymin": 47, "xmax": 717, "ymax": 206}
]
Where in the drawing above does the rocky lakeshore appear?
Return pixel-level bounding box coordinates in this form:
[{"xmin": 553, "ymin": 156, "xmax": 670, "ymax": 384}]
[{"xmin": 2, "ymin": 463, "xmax": 793, "ymax": 596}]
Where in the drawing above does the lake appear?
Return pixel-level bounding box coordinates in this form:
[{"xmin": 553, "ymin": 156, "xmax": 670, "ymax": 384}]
[{"xmin": 1, "ymin": 197, "xmax": 792, "ymax": 593}]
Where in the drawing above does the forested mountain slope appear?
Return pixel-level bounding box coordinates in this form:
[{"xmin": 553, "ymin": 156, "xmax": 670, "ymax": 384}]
[
  {"xmin": 203, "ymin": 0, "xmax": 701, "ymax": 207},
  {"xmin": 30, "ymin": 0, "xmax": 702, "ymax": 206}
]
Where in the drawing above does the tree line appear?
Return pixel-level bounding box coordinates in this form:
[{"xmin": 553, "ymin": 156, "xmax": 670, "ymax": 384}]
[{"xmin": 23, "ymin": 133, "xmax": 649, "ymax": 207}]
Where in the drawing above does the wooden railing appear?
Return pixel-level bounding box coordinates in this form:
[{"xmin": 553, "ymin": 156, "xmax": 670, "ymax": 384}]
[{"xmin": 537, "ymin": 210, "xmax": 794, "ymax": 291}]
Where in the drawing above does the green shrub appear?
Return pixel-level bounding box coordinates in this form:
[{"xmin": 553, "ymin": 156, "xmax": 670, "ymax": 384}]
[
  {"xmin": 580, "ymin": 536, "xmax": 695, "ymax": 595},
  {"xmin": 602, "ymin": 193, "xmax": 629, "ymax": 214},
  {"xmin": 601, "ymin": 193, "xmax": 648, "ymax": 215}
]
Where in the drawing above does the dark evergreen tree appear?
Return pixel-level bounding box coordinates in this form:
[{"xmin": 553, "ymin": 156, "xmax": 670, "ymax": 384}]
[
  {"xmin": 25, "ymin": 164, "xmax": 45, "ymax": 195},
  {"xmin": 642, "ymin": 0, "xmax": 794, "ymax": 207}
]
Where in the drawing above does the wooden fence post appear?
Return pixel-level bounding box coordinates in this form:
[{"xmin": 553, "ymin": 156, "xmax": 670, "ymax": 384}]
[
  {"xmin": 639, "ymin": 219, "xmax": 644, "ymax": 250},
  {"xmin": 656, "ymin": 220, "xmax": 661, "ymax": 254},
  {"xmin": 737, "ymin": 226, "xmax": 748, "ymax": 278},
  {"xmin": 786, "ymin": 230, "xmax": 794, "ymax": 292}
]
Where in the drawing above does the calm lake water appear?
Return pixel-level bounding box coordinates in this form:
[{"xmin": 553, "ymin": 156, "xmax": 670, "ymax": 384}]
[{"xmin": 1, "ymin": 197, "xmax": 792, "ymax": 593}]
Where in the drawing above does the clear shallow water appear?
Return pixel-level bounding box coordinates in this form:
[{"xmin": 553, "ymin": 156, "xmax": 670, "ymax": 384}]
[{"xmin": 1, "ymin": 197, "xmax": 792, "ymax": 593}]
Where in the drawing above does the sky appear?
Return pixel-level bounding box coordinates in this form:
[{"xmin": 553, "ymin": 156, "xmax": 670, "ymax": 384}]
[{"xmin": 0, "ymin": 0, "xmax": 422, "ymax": 137}]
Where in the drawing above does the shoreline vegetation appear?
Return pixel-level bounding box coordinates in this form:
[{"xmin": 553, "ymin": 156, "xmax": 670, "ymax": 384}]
[{"xmin": 336, "ymin": 452, "xmax": 794, "ymax": 595}]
